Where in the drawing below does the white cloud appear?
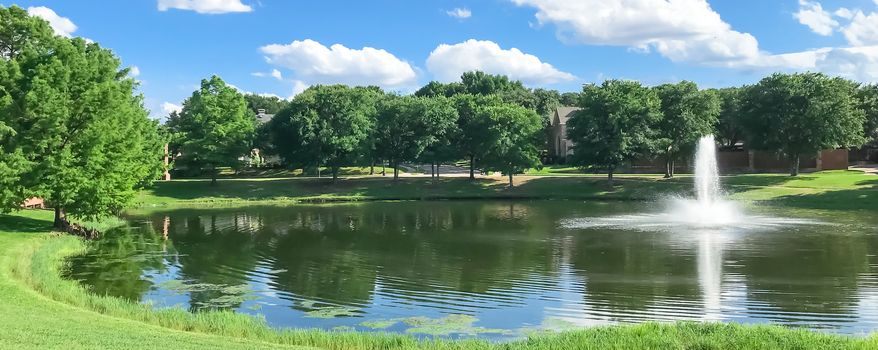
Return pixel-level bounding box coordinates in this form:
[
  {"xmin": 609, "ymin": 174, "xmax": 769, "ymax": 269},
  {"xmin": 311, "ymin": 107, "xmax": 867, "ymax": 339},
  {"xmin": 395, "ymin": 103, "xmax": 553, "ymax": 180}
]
[
  {"xmin": 290, "ymin": 80, "xmax": 310, "ymax": 98},
  {"xmin": 27, "ymin": 6, "xmax": 77, "ymax": 38},
  {"xmin": 426, "ymin": 39, "xmax": 575, "ymax": 85},
  {"xmin": 510, "ymin": 0, "xmax": 761, "ymax": 65},
  {"xmin": 842, "ymin": 10, "xmax": 878, "ymax": 46},
  {"xmin": 253, "ymin": 69, "xmax": 283, "ymax": 80},
  {"xmin": 835, "ymin": 8, "xmax": 854, "ymax": 20},
  {"xmin": 260, "ymin": 39, "xmax": 418, "ymax": 88},
  {"xmin": 446, "ymin": 8, "xmax": 472, "ymax": 19},
  {"xmin": 161, "ymin": 102, "xmax": 182, "ymax": 115},
  {"xmin": 157, "ymin": 0, "xmax": 252, "ymax": 14},
  {"xmin": 129, "ymin": 66, "xmax": 141, "ymax": 77},
  {"xmin": 794, "ymin": 0, "xmax": 838, "ymax": 36}
]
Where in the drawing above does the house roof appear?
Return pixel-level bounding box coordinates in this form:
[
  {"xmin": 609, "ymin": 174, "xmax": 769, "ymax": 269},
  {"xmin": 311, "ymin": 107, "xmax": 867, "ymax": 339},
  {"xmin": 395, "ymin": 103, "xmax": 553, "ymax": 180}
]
[{"xmin": 552, "ymin": 107, "xmax": 580, "ymax": 126}]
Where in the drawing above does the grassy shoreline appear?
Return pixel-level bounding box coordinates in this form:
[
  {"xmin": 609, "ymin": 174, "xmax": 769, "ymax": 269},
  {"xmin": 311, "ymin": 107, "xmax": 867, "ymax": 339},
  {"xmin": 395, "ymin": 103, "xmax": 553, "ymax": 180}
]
[{"xmin": 133, "ymin": 171, "xmax": 878, "ymax": 212}]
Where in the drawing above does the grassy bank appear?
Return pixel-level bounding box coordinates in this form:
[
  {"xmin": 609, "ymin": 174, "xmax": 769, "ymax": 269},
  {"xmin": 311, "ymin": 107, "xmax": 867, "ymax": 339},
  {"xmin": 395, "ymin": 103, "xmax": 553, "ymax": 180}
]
[
  {"xmin": 134, "ymin": 170, "xmax": 878, "ymax": 211},
  {"xmin": 1, "ymin": 211, "xmax": 874, "ymax": 349}
]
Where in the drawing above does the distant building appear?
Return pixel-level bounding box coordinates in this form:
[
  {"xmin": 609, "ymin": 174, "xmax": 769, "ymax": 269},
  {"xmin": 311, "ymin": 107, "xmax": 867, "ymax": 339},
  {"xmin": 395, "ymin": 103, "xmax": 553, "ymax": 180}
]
[{"xmin": 547, "ymin": 107, "xmax": 580, "ymax": 162}]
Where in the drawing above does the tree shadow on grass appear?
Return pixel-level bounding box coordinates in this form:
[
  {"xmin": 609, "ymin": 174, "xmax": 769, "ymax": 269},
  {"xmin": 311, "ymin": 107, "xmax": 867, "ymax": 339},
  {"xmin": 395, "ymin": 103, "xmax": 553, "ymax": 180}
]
[
  {"xmin": 766, "ymin": 177, "xmax": 878, "ymax": 211},
  {"xmin": 0, "ymin": 212, "xmax": 53, "ymax": 233}
]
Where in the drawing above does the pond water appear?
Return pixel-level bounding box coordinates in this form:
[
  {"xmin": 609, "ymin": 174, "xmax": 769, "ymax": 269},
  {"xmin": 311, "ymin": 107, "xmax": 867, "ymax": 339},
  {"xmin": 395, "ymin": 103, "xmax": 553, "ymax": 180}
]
[{"xmin": 66, "ymin": 201, "xmax": 878, "ymax": 339}]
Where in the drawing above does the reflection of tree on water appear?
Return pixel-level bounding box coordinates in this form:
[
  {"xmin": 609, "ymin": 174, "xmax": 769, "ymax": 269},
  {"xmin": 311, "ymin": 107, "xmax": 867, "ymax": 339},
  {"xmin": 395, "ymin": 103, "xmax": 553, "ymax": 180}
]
[
  {"xmin": 164, "ymin": 214, "xmax": 263, "ymax": 311},
  {"xmin": 68, "ymin": 202, "xmax": 878, "ymax": 332},
  {"xmin": 65, "ymin": 224, "xmax": 170, "ymax": 301},
  {"xmin": 265, "ymin": 202, "xmax": 561, "ymax": 311},
  {"xmin": 570, "ymin": 231, "xmax": 700, "ymax": 320},
  {"xmin": 733, "ymin": 232, "xmax": 873, "ymax": 323}
]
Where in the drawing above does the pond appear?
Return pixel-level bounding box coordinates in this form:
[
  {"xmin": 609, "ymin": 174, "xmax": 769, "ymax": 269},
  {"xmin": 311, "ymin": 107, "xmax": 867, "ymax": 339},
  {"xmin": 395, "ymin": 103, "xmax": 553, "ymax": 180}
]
[{"xmin": 65, "ymin": 201, "xmax": 878, "ymax": 339}]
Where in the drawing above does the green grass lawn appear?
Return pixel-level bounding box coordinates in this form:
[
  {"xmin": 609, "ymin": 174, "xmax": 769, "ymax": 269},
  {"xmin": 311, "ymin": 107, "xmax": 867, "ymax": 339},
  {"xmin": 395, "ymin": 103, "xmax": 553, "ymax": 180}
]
[{"xmin": 134, "ymin": 170, "xmax": 878, "ymax": 212}]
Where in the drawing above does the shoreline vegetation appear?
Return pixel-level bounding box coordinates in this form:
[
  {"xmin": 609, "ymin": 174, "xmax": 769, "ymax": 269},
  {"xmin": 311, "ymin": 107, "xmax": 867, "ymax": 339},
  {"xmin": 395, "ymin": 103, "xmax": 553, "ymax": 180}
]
[
  {"xmin": 133, "ymin": 170, "xmax": 878, "ymax": 212},
  {"xmin": 2, "ymin": 171, "xmax": 878, "ymax": 349}
]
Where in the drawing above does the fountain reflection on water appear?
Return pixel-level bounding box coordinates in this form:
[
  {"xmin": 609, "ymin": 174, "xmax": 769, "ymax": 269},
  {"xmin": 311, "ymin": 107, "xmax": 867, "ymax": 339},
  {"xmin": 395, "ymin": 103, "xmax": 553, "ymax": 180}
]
[{"xmin": 560, "ymin": 134, "xmax": 827, "ymax": 321}]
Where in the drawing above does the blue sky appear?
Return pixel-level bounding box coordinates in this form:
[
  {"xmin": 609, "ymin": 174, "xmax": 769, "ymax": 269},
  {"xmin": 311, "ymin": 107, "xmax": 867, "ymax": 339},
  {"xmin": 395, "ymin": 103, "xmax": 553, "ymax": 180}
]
[{"xmin": 7, "ymin": 0, "xmax": 878, "ymax": 119}]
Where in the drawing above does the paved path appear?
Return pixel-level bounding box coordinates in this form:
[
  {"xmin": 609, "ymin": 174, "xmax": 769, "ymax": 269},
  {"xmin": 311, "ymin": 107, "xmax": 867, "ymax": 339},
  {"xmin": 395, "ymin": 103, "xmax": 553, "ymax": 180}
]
[{"xmin": 851, "ymin": 164, "xmax": 878, "ymax": 175}]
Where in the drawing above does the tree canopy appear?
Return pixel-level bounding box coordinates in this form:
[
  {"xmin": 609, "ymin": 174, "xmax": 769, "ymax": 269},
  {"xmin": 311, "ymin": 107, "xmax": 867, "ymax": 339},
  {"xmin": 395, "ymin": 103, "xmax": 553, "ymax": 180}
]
[
  {"xmin": 375, "ymin": 95, "xmax": 458, "ymax": 179},
  {"xmin": 654, "ymin": 81, "xmax": 720, "ymax": 177},
  {"xmin": 478, "ymin": 105, "xmax": 544, "ymax": 187},
  {"xmin": 567, "ymin": 80, "xmax": 661, "ymax": 184},
  {"xmin": 741, "ymin": 73, "xmax": 865, "ymax": 175},
  {"xmin": 0, "ymin": 6, "xmax": 164, "ymax": 226},
  {"xmin": 166, "ymin": 75, "xmax": 255, "ymax": 183}
]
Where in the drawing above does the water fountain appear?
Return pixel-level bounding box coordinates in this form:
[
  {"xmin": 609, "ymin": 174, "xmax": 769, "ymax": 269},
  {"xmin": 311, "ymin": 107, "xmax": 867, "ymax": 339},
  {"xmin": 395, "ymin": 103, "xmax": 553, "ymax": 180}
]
[{"xmin": 561, "ymin": 134, "xmax": 818, "ymax": 232}]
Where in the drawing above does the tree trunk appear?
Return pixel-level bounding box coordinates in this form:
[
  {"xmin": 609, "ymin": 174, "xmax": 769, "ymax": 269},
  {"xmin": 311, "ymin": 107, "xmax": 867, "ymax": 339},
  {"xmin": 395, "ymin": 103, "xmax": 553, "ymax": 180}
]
[
  {"xmin": 381, "ymin": 162, "xmax": 386, "ymax": 176},
  {"xmin": 790, "ymin": 154, "xmax": 800, "ymax": 176},
  {"xmin": 469, "ymin": 155, "xmax": 475, "ymax": 180},
  {"xmin": 436, "ymin": 163, "xmax": 440, "ymax": 178},
  {"xmin": 332, "ymin": 166, "xmax": 339, "ymax": 182},
  {"xmin": 664, "ymin": 156, "xmax": 672, "ymax": 178},
  {"xmin": 607, "ymin": 166, "xmax": 615, "ymax": 187},
  {"xmin": 53, "ymin": 207, "xmax": 66, "ymax": 229},
  {"xmin": 508, "ymin": 171, "xmax": 513, "ymax": 188},
  {"xmin": 430, "ymin": 163, "xmax": 435, "ymax": 178},
  {"xmin": 370, "ymin": 159, "xmax": 374, "ymax": 175},
  {"xmin": 393, "ymin": 162, "xmax": 399, "ymax": 181},
  {"xmin": 211, "ymin": 166, "xmax": 218, "ymax": 186},
  {"xmin": 670, "ymin": 158, "xmax": 675, "ymax": 177}
]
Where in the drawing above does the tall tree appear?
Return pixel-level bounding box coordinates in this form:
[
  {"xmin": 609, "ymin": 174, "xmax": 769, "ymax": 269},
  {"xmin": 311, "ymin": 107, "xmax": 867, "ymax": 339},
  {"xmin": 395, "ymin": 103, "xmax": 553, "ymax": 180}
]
[
  {"xmin": 375, "ymin": 95, "xmax": 457, "ymax": 180},
  {"xmin": 414, "ymin": 81, "xmax": 465, "ymax": 98},
  {"xmin": 654, "ymin": 81, "xmax": 720, "ymax": 177},
  {"xmin": 567, "ymin": 80, "xmax": 661, "ymax": 185},
  {"xmin": 856, "ymin": 84, "xmax": 878, "ymax": 147},
  {"xmin": 269, "ymin": 85, "xmax": 379, "ymax": 181},
  {"xmin": 166, "ymin": 76, "xmax": 255, "ymax": 184},
  {"xmin": 0, "ymin": 6, "xmax": 164, "ymax": 227},
  {"xmin": 714, "ymin": 87, "xmax": 745, "ymax": 148},
  {"xmin": 479, "ymin": 105, "xmax": 544, "ymax": 187},
  {"xmin": 740, "ymin": 73, "xmax": 865, "ymax": 176},
  {"xmin": 452, "ymin": 94, "xmax": 504, "ymax": 179}
]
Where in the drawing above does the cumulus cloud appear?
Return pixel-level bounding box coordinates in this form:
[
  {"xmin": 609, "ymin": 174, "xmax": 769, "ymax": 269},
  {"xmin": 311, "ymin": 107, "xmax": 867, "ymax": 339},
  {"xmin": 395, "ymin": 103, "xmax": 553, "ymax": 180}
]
[
  {"xmin": 161, "ymin": 102, "xmax": 182, "ymax": 115},
  {"xmin": 446, "ymin": 8, "xmax": 472, "ymax": 19},
  {"xmin": 157, "ymin": 0, "xmax": 252, "ymax": 14},
  {"xmin": 259, "ymin": 39, "xmax": 417, "ymax": 88},
  {"xmin": 129, "ymin": 66, "xmax": 141, "ymax": 78},
  {"xmin": 27, "ymin": 6, "xmax": 77, "ymax": 38},
  {"xmin": 842, "ymin": 10, "xmax": 878, "ymax": 46},
  {"xmin": 426, "ymin": 39, "xmax": 575, "ymax": 84},
  {"xmin": 794, "ymin": 0, "xmax": 838, "ymax": 36},
  {"xmin": 510, "ymin": 0, "xmax": 760, "ymax": 65},
  {"xmin": 252, "ymin": 69, "xmax": 283, "ymax": 80}
]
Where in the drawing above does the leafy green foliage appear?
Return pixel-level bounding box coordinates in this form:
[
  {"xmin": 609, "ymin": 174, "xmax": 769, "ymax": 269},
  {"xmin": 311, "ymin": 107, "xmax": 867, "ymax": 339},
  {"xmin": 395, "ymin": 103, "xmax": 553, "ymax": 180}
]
[
  {"xmin": 740, "ymin": 73, "xmax": 865, "ymax": 175},
  {"xmin": 567, "ymin": 80, "xmax": 661, "ymax": 183},
  {"xmin": 166, "ymin": 76, "xmax": 255, "ymax": 181},
  {"xmin": 375, "ymin": 95, "xmax": 457, "ymax": 179},
  {"xmin": 0, "ymin": 6, "xmax": 164, "ymax": 222},
  {"xmin": 267, "ymin": 85, "xmax": 380, "ymax": 179},
  {"xmin": 714, "ymin": 87, "xmax": 745, "ymax": 148},
  {"xmin": 654, "ymin": 81, "xmax": 720, "ymax": 177},
  {"xmin": 244, "ymin": 93, "xmax": 289, "ymax": 115},
  {"xmin": 857, "ymin": 84, "xmax": 878, "ymax": 146},
  {"xmin": 478, "ymin": 105, "xmax": 544, "ymax": 186}
]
